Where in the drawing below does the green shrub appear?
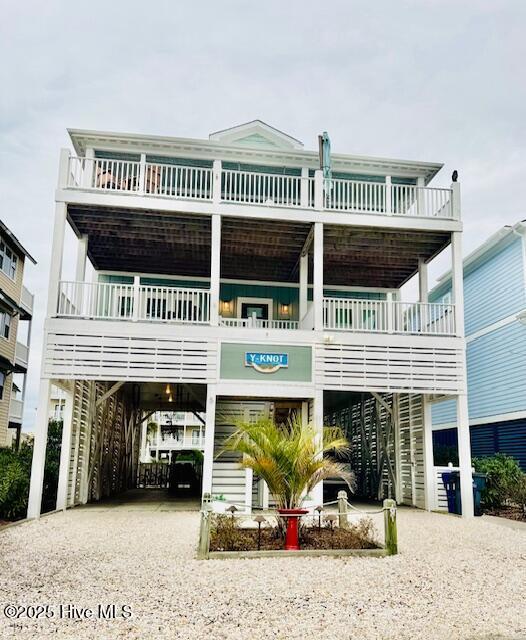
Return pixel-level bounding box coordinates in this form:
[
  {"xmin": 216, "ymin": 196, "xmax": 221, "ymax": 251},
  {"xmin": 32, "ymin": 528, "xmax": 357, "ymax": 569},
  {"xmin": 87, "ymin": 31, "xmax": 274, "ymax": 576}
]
[
  {"xmin": 0, "ymin": 445, "xmax": 32, "ymax": 520},
  {"xmin": 509, "ymin": 474, "xmax": 526, "ymax": 518},
  {"xmin": 472, "ymin": 453, "xmax": 523, "ymax": 509}
]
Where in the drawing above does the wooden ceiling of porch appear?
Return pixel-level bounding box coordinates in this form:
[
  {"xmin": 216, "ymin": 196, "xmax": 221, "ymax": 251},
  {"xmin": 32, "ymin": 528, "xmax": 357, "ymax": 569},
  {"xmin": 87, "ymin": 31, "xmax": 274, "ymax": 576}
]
[{"xmin": 67, "ymin": 205, "xmax": 450, "ymax": 288}]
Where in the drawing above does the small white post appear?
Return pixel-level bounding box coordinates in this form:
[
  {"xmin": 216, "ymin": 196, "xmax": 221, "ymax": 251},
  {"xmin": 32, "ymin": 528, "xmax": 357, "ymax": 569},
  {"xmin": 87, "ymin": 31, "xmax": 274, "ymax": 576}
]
[
  {"xmin": 300, "ymin": 167, "xmax": 309, "ymax": 208},
  {"xmin": 27, "ymin": 378, "xmax": 52, "ymax": 518},
  {"xmin": 212, "ymin": 160, "xmax": 222, "ymax": 205},
  {"xmin": 422, "ymin": 395, "xmax": 435, "ymax": 511},
  {"xmin": 57, "ymin": 148, "xmax": 70, "ymax": 189},
  {"xmin": 385, "ymin": 176, "xmax": 392, "ymax": 215},
  {"xmin": 416, "ymin": 176, "xmax": 425, "ymax": 216},
  {"xmin": 310, "ymin": 390, "xmax": 324, "ymax": 506},
  {"xmin": 210, "ymin": 214, "xmax": 221, "ymax": 326},
  {"xmin": 386, "ymin": 291, "xmax": 394, "ymax": 334},
  {"xmin": 451, "ymin": 231, "xmax": 465, "ymax": 337},
  {"xmin": 138, "ymin": 153, "xmax": 146, "ymax": 194},
  {"xmin": 314, "ymin": 169, "xmax": 324, "ymax": 210},
  {"xmin": 451, "ymin": 180, "xmax": 461, "ymax": 220},
  {"xmin": 299, "ymin": 251, "xmax": 308, "ymax": 326},
  {"xmin": 83, "ymin": 148, "xmax": 95, "ymax": 188},
  {"xmin": 56, "ymin": 387, "xmax": 74, "ymax": 511},
  {"xmin": 313, "ymin": 222, "xmax": 324, "ymax": 331},
  {"xmin": 418, "ymin": 258, "xmax": 428, "ymax": 331},
  {"xmin": 132, "ymin": 275, "xmax": 140, "ymax": 322},
  {"xmin": 202, "ymin": 385, "xmax": 217, "ymax": 500},
  {"xmin": 244, "ymin": 467, "xmax": 253, "ymax": 514},
  {"xmin": 47, "ymin": 202, "xmax": 67, "ymax": 318},
  {"xmin": 457, "ymin": 394, "xmax": 474, "ymax": 518}
]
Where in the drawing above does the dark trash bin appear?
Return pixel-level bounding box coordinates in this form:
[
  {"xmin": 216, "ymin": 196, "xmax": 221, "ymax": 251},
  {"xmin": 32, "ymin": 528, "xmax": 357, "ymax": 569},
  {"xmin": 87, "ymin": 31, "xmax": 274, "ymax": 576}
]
[
  {"xmin": 472, "ymin": 472, "xmax": 487, "ymax": 517},
  {"xmin": 441, "ymin": 470, "xmax": 461, "ymax": 515}
]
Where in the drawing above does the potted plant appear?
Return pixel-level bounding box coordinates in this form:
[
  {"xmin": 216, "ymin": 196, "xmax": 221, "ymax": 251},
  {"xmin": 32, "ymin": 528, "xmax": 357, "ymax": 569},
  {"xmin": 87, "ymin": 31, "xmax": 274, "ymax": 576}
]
[{"xmin": 223, "ymin": 415, "xmax": 354, "ymax": 550}]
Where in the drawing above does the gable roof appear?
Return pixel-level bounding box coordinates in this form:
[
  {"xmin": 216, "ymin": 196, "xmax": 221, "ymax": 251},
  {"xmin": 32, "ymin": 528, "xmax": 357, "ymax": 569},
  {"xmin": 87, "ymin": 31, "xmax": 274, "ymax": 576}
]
[
  {"xmin": 209, "ymin": 120, "xmax": 304, "ymax": 150},
  {"xmin": 0, "ymin": 220, "xmax": 36, "ymax": 264}
]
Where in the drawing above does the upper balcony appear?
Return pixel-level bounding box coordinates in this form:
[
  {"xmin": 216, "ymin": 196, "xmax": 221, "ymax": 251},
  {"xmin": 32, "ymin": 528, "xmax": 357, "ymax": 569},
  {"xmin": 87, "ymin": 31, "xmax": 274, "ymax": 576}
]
[
  {"xmin": 20, "ymin": 285, "xmax": 34, "ymax": 319},
  {"xmin": 63, "ymin": 154, "xmax": 457, "ymax": 227}
]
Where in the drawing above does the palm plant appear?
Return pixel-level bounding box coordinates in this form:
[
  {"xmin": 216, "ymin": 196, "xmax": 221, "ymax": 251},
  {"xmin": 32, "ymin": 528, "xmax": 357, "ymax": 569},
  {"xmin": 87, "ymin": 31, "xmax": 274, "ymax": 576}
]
[{"xmin": 221, "ymin": 414, "xmax": 355, "ymax": 509}]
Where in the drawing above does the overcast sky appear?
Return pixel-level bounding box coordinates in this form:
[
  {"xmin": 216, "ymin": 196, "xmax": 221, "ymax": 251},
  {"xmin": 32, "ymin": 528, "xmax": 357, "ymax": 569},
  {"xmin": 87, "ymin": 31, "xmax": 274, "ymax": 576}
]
[{"xmin": 1, "ymin": 1, "xmax": 525, "ymax": 430}]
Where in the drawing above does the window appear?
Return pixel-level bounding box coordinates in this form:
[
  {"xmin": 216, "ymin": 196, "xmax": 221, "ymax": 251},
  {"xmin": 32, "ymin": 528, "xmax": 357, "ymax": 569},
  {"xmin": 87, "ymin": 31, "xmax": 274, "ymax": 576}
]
[
  {"xmin": 0, "ymin": 372, "xmax": 4, "ymax": 400},
  {"xmin": 0, "ymin": 242, "xmax": 17, "ymax": 280},
  {"xmin": 0, "ymin": 312, "xmax": 11, "ymax": 340}
]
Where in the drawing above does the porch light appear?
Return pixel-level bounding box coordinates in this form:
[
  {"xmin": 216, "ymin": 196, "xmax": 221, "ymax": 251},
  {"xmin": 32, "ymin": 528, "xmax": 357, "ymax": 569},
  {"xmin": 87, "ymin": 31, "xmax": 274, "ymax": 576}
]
[
  {"xmin": 280, "ymin": 303, "xmax": 290, "ymax": 316},
  {"xmin": 165, "ymin": 384, "xmax": 171, "ymax": 395},
  {"xmin": 168, "ymin": 394, "xmax": 173, "ymax": 403},
  {"xmin": 221, "ymin": 300, "xmax": 232, "ymax": 314}
]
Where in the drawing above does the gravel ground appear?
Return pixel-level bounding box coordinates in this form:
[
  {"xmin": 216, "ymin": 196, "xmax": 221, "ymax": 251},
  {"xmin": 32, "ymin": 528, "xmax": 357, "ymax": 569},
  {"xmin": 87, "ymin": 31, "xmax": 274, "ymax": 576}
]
[{"xmin": 1, "ymin": 505, "xmax": 525, "ymax": 640}]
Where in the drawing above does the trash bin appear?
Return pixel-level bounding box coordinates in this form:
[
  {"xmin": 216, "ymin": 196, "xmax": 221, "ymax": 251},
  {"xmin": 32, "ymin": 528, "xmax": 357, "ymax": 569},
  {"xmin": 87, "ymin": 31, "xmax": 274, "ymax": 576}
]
[
  {"xmin": 441, "ymin": 471, "xmax": 461, "ymax": 515},
  {"xmin": 472, "ymin": 472, "xmax": 487, "ymax": 517}
]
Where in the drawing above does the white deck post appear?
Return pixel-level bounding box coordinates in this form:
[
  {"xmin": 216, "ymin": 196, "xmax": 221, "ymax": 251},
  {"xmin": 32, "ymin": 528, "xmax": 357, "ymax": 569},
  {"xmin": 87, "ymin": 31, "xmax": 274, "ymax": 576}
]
[
  {"xmin": 244, "ymin": 467, "xmax": 253, "ymax": 513},
  {"xmin": 422, "ymin": 395, "xmax": 435, "ymax": 511},
  {"xmin": 311, "ymin": 391, "xmax": 324, "ymax": 506},
  {"xmin": 138, "ymin": 153, "xmax": 146, "ymax": 194},
  {"xmin": 386, "ymin": 291, "xmax": 394, "ymax": 334},
  {"xmin": 210, "ymin": 214, "xmax": 221, "ymax": 325},
  {"xmin": 300, "ymin": 167, "xmax": 309, "ymax": 208},
  {"xmin": 313, "ymin": 222, "xmax": 324, "ymax": 331},
  {"xmin": 314, "ymin": 169, "xmax": 324, "ymax": 210},
  {"xmin": 451, "ymin": 180, "xmax": 461, "ymax": 220},
  {"xmin": 299, "ymin": 251, "xmax": 308, "ymax": 325},
  {"xmin": 385, "ymin": 176, "xmax": 392, "ymax": 215},
  {"xmin": 212, "ymin": 160, "xmax": 222, "ymax": 205},
  {"xmin": 27, "ymin": 379, "xmax": 53, "ymax": 518},
  {"xmin": 418, "ymin": 258, "xmax": 428, "ymax": 331},
  {"xmin": 132, "ymin": 275, "xmax": 140, "ymax": 321},
  {"xmin": 56, "ymin": 387, "xmax": 74, "ymax": 511},
  {"xmin": 202, "ymin": 384, "xmax": 217, "ymax": 500},
  {"xmin": 83, "ymin": 148, "xmax": 95, "ymax": 188},
  {"xmin": 451, "ymin": 231, "xmax": 465, "ymax": 337},
  {"xmin": 47, "ymin": 201, "xmax": 67, "ymax": 318},
  {"xmin": 457, "ymin": 394, "xmax": 474, "ymax": 517},
  {"xmin": 416, "ymin": 176, "xmax": 425, "ymax": 216}
]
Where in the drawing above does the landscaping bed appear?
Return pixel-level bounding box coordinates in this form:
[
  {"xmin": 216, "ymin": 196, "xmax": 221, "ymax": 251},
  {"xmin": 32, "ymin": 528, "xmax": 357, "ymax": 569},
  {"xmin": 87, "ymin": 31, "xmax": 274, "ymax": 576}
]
[{"xmin": 484, "ymin": 505, "xmax": 526, "ymax": 522}]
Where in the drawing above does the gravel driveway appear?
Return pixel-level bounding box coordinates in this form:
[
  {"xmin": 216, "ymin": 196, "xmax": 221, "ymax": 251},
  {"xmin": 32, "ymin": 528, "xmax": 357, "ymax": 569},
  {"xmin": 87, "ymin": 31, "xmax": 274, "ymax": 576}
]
[{"xmin": 1, "ymin": 504, "xmax": 525, "ymax": 639}]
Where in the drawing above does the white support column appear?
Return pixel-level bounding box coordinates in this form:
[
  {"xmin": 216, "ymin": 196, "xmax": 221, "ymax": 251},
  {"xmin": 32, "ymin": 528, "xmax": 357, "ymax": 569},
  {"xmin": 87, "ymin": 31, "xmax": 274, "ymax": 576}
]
[
  {"xmin": 27, "ymin": 379, "xmax": 52, "ymax": 518},
  {"xmin": 138, "ymin": 153, "xmax": 146, "ymax": 194},
  {"xmin": 451, "ymin": 180, "xmax": 461, "ymax": 220},
  {"xmin": 210, "ymin": 214, "xmax": 221, "ymax": 326},
  {"xmin": 422, "ymin": 395, "xmax": 435, "ymax": 511},
  {"xmin": 75, "ymin": 235, "xmax": 88, "ymax": 282},
  {"xmin": 451, "ymin": 231, "xmax": 465, "ymax": 336},
  {"xmin": 457, "ymin": 394, "xmax": 474, "ymax": 518},
  {"xmin": 386, "ymin": 291, "xmax": 394, "ymax": 334},
  {"xmin": 310, "ymin": 391, "xmax": 324, "ymax": 507},
  {"xmin": 313, "ymin": 222, "xmax": 324, "ymax": 331},
  {"xmin": 56, "ymin": 388, "xmax": 74, "ymax": 511},
  {"xmin": 299, "ymin": 251, "xmax": 308, "ymax": 325},
  {"xmin": 47, "ymin": 202, "xmax": 67, "ymax": 318},
  {"xmin": 132, "ymin": 275, "xmax": 140, "ymax": 321},
  {"xmin": 202, "ymin": 384, "xmax": 217, "ymax": 500},
  {"xmin": 212, "ymin": 160, "xmax": 222, "ymax": 205},
  {"xmin": 140, "ymin": 417, "xmax": 148, "ymax": 462},
  {"xmin": 416, "ymin": 176, "xmax": 425, "ymax": 216},
  {"xmin": 418, "ymin": 258, "xmax": 428, "ymax": 331}
]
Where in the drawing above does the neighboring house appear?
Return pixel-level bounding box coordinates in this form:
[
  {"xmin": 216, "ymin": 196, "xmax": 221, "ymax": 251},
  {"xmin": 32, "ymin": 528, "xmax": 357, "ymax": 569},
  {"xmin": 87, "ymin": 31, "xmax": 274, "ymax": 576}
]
[
  {"xmin": 0, "ymin": 221, "xmax": 35, "ymax": 449},
  {"xmin": 430, "ymin": 222, "xmax": 526, "ymax": 469},
  {"xmin": 140, "ymin": 410, "xmax": 205, "ymax": 462},
  {"xmin": 48, "ymin": 385, "xmax": 67, "ymax": 422},
  {"xmin": 27, "ymin": 119, "xmax": 474, "ymax": 518}
]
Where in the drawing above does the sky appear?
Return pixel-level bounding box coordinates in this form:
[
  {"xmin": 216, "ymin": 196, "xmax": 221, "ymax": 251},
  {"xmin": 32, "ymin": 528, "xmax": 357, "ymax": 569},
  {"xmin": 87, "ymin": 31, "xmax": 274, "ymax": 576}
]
[{"xmin": 1, "ymin": 0, "xmax": 525, "ymax": 430}]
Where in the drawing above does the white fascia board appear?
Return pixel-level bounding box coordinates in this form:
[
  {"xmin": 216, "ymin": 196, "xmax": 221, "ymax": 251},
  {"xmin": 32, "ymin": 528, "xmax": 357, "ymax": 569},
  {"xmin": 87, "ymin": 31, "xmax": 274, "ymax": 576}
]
[
  {"xmin": 57, "ymin": 188, "xmax": 461, "ymax": 234},
  {"xmin": 67, "ymin": 128, "xmax": 443, "ymax": 181},
  {"xmin": 432, "ymin": 409, "xmax": 526, "ymax": 430}
]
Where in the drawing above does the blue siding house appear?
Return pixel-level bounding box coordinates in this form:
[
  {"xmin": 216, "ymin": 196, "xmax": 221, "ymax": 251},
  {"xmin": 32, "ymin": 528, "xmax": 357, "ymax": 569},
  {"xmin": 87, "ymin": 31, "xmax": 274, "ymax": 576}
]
[{"xmin": 430, "ymin": 222, "xmax": 526, "ymax": 469}]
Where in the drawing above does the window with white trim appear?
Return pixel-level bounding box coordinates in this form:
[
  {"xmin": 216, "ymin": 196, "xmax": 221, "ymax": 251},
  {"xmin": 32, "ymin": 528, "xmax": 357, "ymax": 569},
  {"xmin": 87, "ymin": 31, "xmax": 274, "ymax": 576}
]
[
  {"xmin": 0, "ymin": 311, "xmax": 11, "ymax": 340},
  {"xmin": 0, "ymin": 242, "xmax": 17, "ymax": 280},
  {"xmin": 0, "ymin": 372, "xmax": 5, "ymax": 400}
]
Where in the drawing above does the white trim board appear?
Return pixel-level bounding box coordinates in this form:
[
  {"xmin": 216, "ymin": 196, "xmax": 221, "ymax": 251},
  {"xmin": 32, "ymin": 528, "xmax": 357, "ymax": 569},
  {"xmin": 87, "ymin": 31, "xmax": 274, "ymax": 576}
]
[{"xmin": 466, "ymin": 310, "xmax": 526, "ymax": 344}]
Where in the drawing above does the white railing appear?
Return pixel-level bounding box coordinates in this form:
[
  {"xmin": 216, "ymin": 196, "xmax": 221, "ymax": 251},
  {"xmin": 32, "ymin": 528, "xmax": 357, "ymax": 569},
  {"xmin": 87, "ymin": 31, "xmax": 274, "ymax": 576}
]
[
  {"xmin": 9, "ymin": 398, "xmax": 23, "ymax": 422},
  {"xmin": 57, "ymin": 281, "xmax": 210, "ymax": 324},
  {"xmin": 391, "ymin": 184, "xmax": 452, "ymax": 218},
  {"xmin": 394, "ymin": 302, "xmax": 456, "ymax": 336},
  {"xmin": 222, "ymin": 169, "xmax": 302, "ymax": 207},
  {"xmin": 326, "ymin": 179, "xmax": 385, "ymax": 213},
  {"xmin": 15, "ymin": 342, "xmax": 29, "ymax": 368},
  {"xmin": 138, "ymin": 286, "xmax": 210, "ymax": 323},
  {"xmin": 219, "ymin": 316, "xmax": 299, "ymax": 330},
  {"xmin": 433, "ymin": 465, "xmax": 460, "ymax": 511},
  {"xmin": 66, "ymin": 154, "xmax": 457, "ymax": 220},
  {"xmin": 158, "ymin": 435, "xmax": 205, "ymax": 449},
  {"xmin": 323, "ymin": 297, "xmax": 456, "ymax": 336},
  {"xmin": 57, "ymin": 281, "xmax": 135, "ymax": 320},
  {"xmin": 145, "ymin": 163, "xmax": 212, "ymax": 199}
]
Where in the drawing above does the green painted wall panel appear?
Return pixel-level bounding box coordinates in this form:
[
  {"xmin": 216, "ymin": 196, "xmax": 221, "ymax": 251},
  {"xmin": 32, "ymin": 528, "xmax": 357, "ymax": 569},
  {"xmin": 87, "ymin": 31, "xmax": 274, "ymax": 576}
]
[{"xmin": 220, "ymin": 343, "xmax": 312, "ymax": 382}]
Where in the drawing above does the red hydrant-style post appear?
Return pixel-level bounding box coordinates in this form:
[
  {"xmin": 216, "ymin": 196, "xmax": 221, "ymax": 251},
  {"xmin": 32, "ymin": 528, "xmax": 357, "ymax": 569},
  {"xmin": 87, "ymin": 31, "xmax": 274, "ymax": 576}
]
[{"xmin": 277, "ymin": 508, "xmax": 308, "ymax": 550}]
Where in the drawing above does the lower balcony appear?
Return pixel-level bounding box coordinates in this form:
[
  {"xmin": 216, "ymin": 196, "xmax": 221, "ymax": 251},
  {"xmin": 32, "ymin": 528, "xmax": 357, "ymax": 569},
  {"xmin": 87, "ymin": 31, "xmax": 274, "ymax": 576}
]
[{"xmin": 56, "ymin": 280, "xmax": 457, "ymax": 337}]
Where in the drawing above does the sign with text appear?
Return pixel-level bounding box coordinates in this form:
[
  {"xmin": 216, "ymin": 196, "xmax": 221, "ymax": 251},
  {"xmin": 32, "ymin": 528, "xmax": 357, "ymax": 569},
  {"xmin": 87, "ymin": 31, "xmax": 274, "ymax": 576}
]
[{"xmin": 245, "ymin": 352, "xmax": 289, "ymax": 374}]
